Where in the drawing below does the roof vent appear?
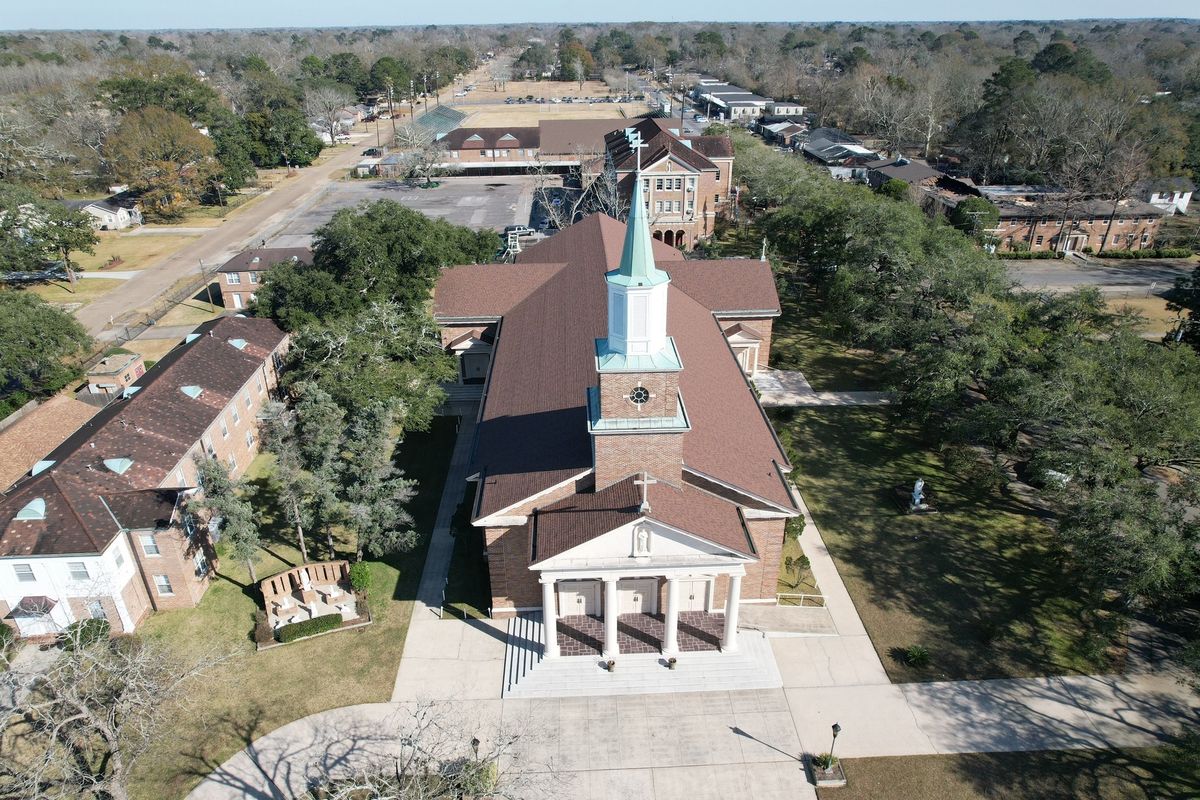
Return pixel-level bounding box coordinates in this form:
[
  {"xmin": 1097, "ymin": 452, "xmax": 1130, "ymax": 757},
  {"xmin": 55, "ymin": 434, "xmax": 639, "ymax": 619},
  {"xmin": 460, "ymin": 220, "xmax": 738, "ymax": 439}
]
[
  {"xmin": 291, "ymin": 255, "xmax": 299, "ymax": 262},
  {"xmin": 31, "ymin": 460, "xmax": 54, "ymax": 476},
  {"xmin": 251, "ymin": 256, "xmax": 261, "ymax": 263},
  {"xmin": 15, "ymin": 498, "xmax": 46, "ymax": 521},
  {"xmin": 228, "ymin": 338, "xmax": 247, "ymax": 351},
  {"xmin": 181, "ymin": 385, "xmax": 203, "ymax": 399},
  {"xmin": 103, "ymin": 457, "xmax": 134, "ymax": 475},
  {"xmin": 185, "ymin": 333, "xmax": 201, "ymax": 344}
]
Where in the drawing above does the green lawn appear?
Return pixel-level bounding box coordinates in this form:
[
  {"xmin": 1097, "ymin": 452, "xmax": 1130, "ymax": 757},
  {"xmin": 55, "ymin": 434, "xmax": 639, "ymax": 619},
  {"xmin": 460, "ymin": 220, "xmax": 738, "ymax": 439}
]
[
  {"xmin": 819, "ymin": 747, "xmax": 1200, "ymax": 800},
  {"xmin": 774, "ymin": 406, "xmax": 1122, "ymax": 683},
  {"xmin": 770, "ymin": 286, "xmax": 895, "ymax": 392},
  {"xmin": 128, "ymin": 417, "xmax": 459, "ymax": 800}
]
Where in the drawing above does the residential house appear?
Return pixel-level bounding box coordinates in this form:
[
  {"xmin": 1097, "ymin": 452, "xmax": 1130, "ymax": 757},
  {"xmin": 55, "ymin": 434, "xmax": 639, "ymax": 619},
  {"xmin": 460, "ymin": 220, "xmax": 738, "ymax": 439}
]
[
  {"xmin": 800, "ymin": 128, "xmax": 880, "ymax": 181},
  {"xmin": 65, "ymin": 198, "xmax": 143, "ymax": 231},
  {"xmin": 1140, "ymin": 177, "xmax": 1193, "ymax": 216},
  {"xmin": 217, "ymin": 247, "xmax": 313, "ymax": 311},
  {"xmin": 691, "ymin": 78, "xmax": 774, "ymax": 121},
  {"xmin": 759, "ymin": 121, "xmax": 807, "ymax": 148},
  {"xmin": 0, "ymin": 316, "xmax": 289, "ymax": 639},
  {"xmin": 979, "ymin": 186, "xmax": 1169, "ymax": 253},
  {"xmin": 432, "ymin": 182, "xmax": 796, "ymax": 663},
  {"xmin": 864, "ymin": 156, "xmax": 943, "ymax": 191}
]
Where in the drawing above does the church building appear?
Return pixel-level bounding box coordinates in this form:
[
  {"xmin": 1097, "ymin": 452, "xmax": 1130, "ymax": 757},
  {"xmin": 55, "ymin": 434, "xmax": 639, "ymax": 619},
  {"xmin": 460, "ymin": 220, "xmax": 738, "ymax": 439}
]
[{"xmin": 434, "ymin": 176, "xmax": 797, "ymax": 658}]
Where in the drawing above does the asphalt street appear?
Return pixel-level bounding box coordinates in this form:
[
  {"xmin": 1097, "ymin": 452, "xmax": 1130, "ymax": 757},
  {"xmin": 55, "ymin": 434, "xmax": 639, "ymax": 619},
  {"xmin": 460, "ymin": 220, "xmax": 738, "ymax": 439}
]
[{"xmin": 1006, "ymin": 257, "xmax": 1194, "ymax": 294}]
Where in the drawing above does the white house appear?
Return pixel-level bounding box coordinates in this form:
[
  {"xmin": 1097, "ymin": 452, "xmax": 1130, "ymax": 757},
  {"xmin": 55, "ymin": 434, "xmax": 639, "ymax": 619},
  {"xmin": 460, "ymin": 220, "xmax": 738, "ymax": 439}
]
[
  {"xmin": 68, "ymin": 199, "xmax": 143, "ymax": 231},
  {"xmin": 1140, "ymin": 177, "xmax": 1193, "ymax": 216}
]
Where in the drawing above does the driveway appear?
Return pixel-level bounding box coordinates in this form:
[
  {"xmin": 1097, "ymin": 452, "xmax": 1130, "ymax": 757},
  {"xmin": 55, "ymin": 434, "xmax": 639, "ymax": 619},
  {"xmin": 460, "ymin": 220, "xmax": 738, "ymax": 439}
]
[
  {"xmin": 1006, "ymin": 257, "xmax": 1194, "ymax": 294},
  {"xmin": 266, "ymin": 176, "xmax": 536, "ymax": 249}
]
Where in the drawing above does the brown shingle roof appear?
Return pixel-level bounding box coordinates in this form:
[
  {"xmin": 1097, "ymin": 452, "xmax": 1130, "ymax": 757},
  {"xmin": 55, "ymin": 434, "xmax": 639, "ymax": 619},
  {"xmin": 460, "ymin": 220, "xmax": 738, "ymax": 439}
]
[
  {"xmin": 691, "ymin": 136, "xmax": 735, "ymax": 159},
  {"xmin": 441, "ymin": 127, "xmax": 540, "ymax": 150},
  {"xmin": 530, "ymin": 476, "xmax": 754, "ymax": 562},
  {"xmin": 537, "ymin": 118, "xmax": 632, "ymax": 155},
  {"xmin": 458, "ymin": 213, "xmax": 793, "ymax": 519},
  {"xmin": 218, "ymin": 248, "xmax": 312, "ymax": 274},
  {"xmin": 0, "ymin": 316, "xmax": 286, "ymax": 557},
  {"xmin": 0, "ymin": 395, "xmax": 101, "ymax": 490}
]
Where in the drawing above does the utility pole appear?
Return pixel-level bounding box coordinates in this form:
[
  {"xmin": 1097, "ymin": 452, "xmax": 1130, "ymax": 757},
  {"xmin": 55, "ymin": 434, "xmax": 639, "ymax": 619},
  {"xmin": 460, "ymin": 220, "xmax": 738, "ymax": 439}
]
[
  {"xmin": 386, "ymin": 81, "xmax": 397, "ymax": 142},
  {"xmin": 423, "ymin": 73, "xmax": 430, "ymax": 114},
  {"xmin": 409, "ymin": 79, "xmax": 416, "ymax": 119},
  {"xmin": 435, "ymin": 70, "xmax": 440, "ymax": 106},
  {"xmin": 679, "ymin": 83, "xmax": 685, "ymax": 130}
]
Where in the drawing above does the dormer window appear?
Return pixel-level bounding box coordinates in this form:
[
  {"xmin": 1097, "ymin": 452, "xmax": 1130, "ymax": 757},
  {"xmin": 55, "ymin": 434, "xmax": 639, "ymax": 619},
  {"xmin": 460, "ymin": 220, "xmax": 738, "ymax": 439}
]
[
  {"xmin": 228, "ymin": 338, "xmax": 247, "ymax": 351},
  {"xmin": 181, "ymin": 385, "xmax": 203, "ymax": 399},
  {"xmin": 15, "ymin": 498, "xmax": 46, "ymax": 520},
  {"xmin": 31, "ymin": 460, "xmax": 54, "ymax": 476},
  {"xmin": 103, "ymin": 458, "xmax": 134, "ymax": 475},
  {"xmin": 185, "ymin": 334, "xmax": 201, "ymax": 344}
]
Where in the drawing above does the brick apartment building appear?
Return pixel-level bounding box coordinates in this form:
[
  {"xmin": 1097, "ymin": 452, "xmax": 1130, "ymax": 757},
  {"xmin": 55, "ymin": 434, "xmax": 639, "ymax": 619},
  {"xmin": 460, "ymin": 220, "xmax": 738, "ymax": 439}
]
[
  {"xmin": 0, "ymin": 316, "xmax": 289, "ymax": 638},
  {"xmin": 438, "ymin": 116, "xmax": 734, "ymax": 248},
  {"xmin": 432, "ymin": 177, "xmax": 796, "ymax": 660},
  {"xmin": 979, "ymin": 187, "xmax": 1168, "ymax": 253},
  {"xmin": 218, "ymin": 248, "xmax": 313, "ymax": 311}
]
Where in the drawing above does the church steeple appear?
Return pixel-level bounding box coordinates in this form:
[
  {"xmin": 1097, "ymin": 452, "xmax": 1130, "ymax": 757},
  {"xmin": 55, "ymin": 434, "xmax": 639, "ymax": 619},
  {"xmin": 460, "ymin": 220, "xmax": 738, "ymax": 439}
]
[{"xmin": 598, "ymin": 173, "xmax": 678, "ymax": 364}]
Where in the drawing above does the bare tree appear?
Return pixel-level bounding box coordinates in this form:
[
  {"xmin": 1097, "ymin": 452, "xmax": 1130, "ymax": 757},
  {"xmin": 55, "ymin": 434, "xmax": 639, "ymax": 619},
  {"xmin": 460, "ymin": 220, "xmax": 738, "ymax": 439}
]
[
  {"xmin": 532, "ymin": 149, "xmax": 627, "ymax": 231},
  {"xmin": 304, "ymin": 84, "xmax": 355, "ymax": 148},
  {"xmin": 0, "ymin": 624, "xmax": 227, "ymax": 800},
  {"xmin": 300, "ymin": 699, "xmax": 564, "ymax": 800},
  {"xmin": 489, "ymin": 63, "xmax": 512, "ymax": 93},
  {"xmin": 1097, "ymin": 140, "xmax": 1149, "ymax": 255},
  {"xmin": 852, "ymin": 70, "xmax": 918, "ymax": 155}
]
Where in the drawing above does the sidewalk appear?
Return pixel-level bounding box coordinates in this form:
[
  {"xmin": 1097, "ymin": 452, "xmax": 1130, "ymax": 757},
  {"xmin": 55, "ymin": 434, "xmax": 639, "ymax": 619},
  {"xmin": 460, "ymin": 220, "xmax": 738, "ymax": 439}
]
[{"xmin": 753, "ymin": 369, "xmax": 892, "ymax": 407}]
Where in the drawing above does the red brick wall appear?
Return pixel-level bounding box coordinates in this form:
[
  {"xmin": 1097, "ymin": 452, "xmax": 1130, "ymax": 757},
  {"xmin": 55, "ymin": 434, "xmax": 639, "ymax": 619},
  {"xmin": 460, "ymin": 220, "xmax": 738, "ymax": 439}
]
[
  {"xmin": 120, "ymin": 573, "xmax": 152, "ymax": 630},
  {"xmin": 598, "ymin": 371, "xmax": 680, "ymax": 420},
  {"xmin": 484, "ymin": 524, "xmax": 540, "ymax": 617},
  {"xmin": 995, "ymin": 217, "xmax": 1161, "ymax": 252},
  {"xmin": 66, "ymin": 595, "xmax": 123, "ymax": 632},
  {"xmin": 128, "ymin": 526, "xmax": 210, "ymax": 611},
  {"xmin": 594, "ymin": 432, "xmax": 684, "ymax": 490},
  {"xmin": 722, "ymin": 317, "xmax": 775, "ymax": 370},
  {"xmin": 742, "ymin": 518, "xmax": 785, "ymax": 600}
]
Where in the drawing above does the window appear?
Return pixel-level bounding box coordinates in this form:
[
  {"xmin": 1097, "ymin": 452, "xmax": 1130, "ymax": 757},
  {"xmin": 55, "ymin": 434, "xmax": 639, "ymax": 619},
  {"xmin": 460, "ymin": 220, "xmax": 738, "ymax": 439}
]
[
  {"xmin": 655, "ymin": 201, "xmax": 663, "ymax": 213},
  {"xmin": 220, "ymin": 419, "xmax": 229, "ymax": 439},
  {"xmin": 481, "ymin": 149, "xmax": 490, "ymax": 157},
  {"xmin": 674, "ymin": 201, "xmax": 682, "ymax": 212},
  {"xmin": 115, "ymin": 550, "xmax": 125, "ymax": 569},
  {"xmin": 87, "ymin": 600, "xmax": 106, "ymax": 620},
  {"xmin": 674, "ymin": 178, "xmax": 683, "ymax": 190},
  {"xmin": 248, "ymin": 271, "xmax": 260, "ymax": 284},
  {"xmin": 231, "ymin": 406, "xmax": 241, "ymax": 425},
  {"xmin": 68, "ymin": 562, "xmax": 90, "ymax": 581},
  {"xmin": 715, "ymin": 194, "xmax": 721, "ymax": 204},
  {"xmin": 655, "ymin": 178, "xmax": 664, "ymax": 190},
  {"xmin": 194, "ymin": 552, "xmax": 209, "ymax": 577},
  {"xmin": 1035, "ymin": 235, "xmax": 1044, "ymax": 246},
  {"xmin": 715, "ymin": 169, "xmax": 721, "ymax": 182},
  {"xmin": 256, "ymin": 378, "xmax": 264, "ymax": 396},
  {"xmin": 175, "ymin": 469, "xmax": 185, "ymax": 486},
  {"xmin": 154, "ymin": 575, "xmax": 174, "ymax": 596},
  {"xmin": 140, "ymin": 534, "xmax": 160, "ymax": 556},
  {"xmin": 1113, "ymin": 235, "xmax": 1120, "ymax": 244},
  {"xmin": 245, "ymin": 430, "xmax": 254, "ymax": 448},
  {"xmin": 451, "ymin": 151, "xmax": 460, "ymax": 159},
  {"xmin": 14, "ymin": 563, "xmax": 34, "ymax": 582},
  {"xmin": 642, "ymin": 178, "xmax": 650, "ymax": 191},
  {"xmin": 203, "ymin": 436, "xmax": 216, "ymax": 458},
  {"xmin": 1141, "ymin": 233, "xmax": 1150, "ymax": 245},
  {"xmin": 225, "ymin": 273, "xmax": 241, "ymax": 285},
  {"xmin": 244, "ymin": 391, "xmax": 252, "ymax": 409},
  {"xmin": 227, "ymin": 453, "xmax": 238, "ymax": 471}
]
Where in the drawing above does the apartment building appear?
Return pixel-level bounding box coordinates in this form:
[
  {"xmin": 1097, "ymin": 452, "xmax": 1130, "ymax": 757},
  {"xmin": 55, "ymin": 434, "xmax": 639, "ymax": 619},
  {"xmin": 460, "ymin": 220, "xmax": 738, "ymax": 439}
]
[
  {"xmin": 0, "ymin": 316, "xmax": 289, "ymax": 638},
  {"xmin": 217, "ymin": 248, "xmax": 313, "ymax": 311}
]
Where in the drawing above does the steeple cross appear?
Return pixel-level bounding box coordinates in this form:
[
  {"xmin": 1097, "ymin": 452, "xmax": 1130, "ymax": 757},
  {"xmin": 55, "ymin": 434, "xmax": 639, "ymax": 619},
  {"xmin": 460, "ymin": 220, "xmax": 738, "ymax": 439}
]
[
  {"xmin": 633, "ymin": 137, "xmax": 648, "ymax": 173},
  {"xmin": 634, "ymin": 471, "xmax": 658, "ymax": 514}
]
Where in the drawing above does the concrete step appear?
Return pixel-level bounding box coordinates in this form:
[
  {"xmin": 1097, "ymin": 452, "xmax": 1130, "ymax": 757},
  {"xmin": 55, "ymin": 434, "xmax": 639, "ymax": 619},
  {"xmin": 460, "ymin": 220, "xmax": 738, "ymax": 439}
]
[
  {"xmin": 505, "ymin": 630, "xmax": 782, "ymax": 698},
  {"xmin": 503, "ymin": 612, "xmax": 545, "ymax": 694}
]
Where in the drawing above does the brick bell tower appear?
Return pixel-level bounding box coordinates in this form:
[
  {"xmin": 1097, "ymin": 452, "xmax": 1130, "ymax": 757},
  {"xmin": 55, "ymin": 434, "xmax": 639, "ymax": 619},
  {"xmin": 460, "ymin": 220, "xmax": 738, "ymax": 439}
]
[{"xmin": 589, "ymin": 169, "xmax": 690, "ymax": 490}]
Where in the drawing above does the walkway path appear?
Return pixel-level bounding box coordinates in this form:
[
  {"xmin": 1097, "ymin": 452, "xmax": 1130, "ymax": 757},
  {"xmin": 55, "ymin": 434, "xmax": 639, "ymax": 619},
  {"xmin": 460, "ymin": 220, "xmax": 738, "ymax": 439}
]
[
  {"xmin": 753, "ymin": 369, "xmax": 892, "ymax": 407},
  {"xmin": 190, "ymin": 434, "xmax": 1198, "ymax": 800}
]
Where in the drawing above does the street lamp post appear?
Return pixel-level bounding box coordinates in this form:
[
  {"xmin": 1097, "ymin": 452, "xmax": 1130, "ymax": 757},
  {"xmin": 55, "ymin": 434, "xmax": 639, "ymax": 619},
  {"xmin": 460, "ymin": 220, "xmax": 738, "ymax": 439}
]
[{"xmin": 828, "ymin": 722, "xmax": 842, "ymax": 765}]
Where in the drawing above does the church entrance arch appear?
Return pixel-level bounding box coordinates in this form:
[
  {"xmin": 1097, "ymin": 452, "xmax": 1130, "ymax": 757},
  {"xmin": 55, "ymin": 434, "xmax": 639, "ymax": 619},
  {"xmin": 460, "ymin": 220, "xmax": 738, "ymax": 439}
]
[{"xmin": 675, "ymin": 230, "xmax": 686, "ymax": 249}]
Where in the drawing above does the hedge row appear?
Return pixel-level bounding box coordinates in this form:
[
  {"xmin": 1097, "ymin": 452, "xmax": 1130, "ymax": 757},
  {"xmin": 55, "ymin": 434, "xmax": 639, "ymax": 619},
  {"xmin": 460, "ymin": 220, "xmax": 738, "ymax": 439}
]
[
  {"xmin": 1000, "ymin": 250, "xmax": 1066, "ymax": 259},
  {"xmin": 277, "ymin": 613, "xmax": 343, "ymax": 643},
  {"xmin": 1096, "ymin": 248, "xmax": 1193, "ymax": 260}
]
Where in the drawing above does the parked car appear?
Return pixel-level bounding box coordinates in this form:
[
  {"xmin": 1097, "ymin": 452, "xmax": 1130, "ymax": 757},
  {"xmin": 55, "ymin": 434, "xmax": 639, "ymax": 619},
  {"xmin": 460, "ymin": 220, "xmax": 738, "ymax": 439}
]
[
  {"xmin": 503, "ymin": 224, "xmax": 535, "ymax": 237},
  {"xmin": 693, "ymin": 114, "xmax": 709, "ymax": 123},
  {"xmin": 454, "ymin": 90, "xmax": 468, "ymax": 97}
]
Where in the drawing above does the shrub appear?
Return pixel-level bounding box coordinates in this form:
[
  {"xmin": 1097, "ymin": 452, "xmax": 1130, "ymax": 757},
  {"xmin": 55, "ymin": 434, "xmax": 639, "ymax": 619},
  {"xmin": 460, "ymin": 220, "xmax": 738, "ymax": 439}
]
[
  {"xmin": 277, "ymin": 613, "xmax": 343, "ymax": 643},
  {"xmin": 252, "ymin": 609, "xmax": 273, "ymax": 645},
  {"xmin": 61, "ymin": 619, "xmax": 111, "ymax": 650},
  {"xmin": 813, "ymin": 753, "xmax": 840, "ymax": 770},
  {"xmin": 349, "ymin": 562, "xmax": 372, "ymax": 593},
  {"xmin": 0, "ymin": 624, "xmax": 15, "ymax": 652},
  {"xmin": 905, "ymin": 644, "xmax": 931, "ymax": 667}
]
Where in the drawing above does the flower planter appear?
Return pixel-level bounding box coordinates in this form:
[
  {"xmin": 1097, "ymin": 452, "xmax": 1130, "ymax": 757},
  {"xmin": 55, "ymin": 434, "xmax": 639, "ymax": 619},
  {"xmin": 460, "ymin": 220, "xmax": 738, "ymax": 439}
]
[
  {"xmin": 668, "ymin": 657, "xmax": 677, "ymax": 670},
  {"xmin": 606, "ymin": 659, "xmax": 616, "ymax": 672},
  {"xmin": 808, "ymin": 756, "xmax": 847, "ymax": 788}
]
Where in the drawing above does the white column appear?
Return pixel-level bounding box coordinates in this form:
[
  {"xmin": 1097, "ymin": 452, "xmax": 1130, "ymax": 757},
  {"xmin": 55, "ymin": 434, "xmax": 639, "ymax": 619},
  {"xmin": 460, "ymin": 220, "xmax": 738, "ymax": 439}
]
[
  {"xmin": 722, "ymin": 574, "xmax": 742, "ymax": 652},
  {"xmin": 603, "ymin": 577, "xmax": 620, "ymax": 658},
  {"xmin": 541, "ymin": 579, "xmax": 559, "ymax": 658},
  {"xmin": 663, "ymin": 577, "xmax": 680, "ymax": 655}
]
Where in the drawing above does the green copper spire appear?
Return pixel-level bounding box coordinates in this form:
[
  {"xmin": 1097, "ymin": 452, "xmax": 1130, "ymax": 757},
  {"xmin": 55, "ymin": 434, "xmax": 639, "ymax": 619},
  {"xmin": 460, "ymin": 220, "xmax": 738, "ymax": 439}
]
[{"xmin": 606, "ymin": 171, "xmax": 671, "ymax": 287}]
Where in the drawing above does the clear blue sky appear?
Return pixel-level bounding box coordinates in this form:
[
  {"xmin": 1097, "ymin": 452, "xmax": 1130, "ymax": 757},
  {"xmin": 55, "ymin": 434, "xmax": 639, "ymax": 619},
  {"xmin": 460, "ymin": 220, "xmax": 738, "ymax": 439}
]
[{"xmin": 5, "ymin": 1, "xmax": 1196, "ymax": 30}]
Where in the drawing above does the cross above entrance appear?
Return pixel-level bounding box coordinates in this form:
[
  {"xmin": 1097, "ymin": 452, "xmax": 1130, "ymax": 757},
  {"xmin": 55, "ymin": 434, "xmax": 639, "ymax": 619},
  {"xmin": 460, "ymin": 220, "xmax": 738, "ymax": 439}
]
[{"xmin": 634, "ymin": 471, "xmax": 658, "ymax": 514}]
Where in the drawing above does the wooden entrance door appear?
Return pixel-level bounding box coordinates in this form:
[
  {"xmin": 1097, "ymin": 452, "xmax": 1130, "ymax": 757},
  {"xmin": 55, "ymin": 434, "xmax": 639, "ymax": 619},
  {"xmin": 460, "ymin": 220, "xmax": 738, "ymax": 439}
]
[
  {"xmin": 679, "ymin": 579, "xmax": 709, "ymax": 612},
  {"xmin": 557, "ymin": 580, "xmax": 600, "ymax": 617},
  {"xmin": 618, "ymin": 579, "xmax": 658, "ymax": 614}
]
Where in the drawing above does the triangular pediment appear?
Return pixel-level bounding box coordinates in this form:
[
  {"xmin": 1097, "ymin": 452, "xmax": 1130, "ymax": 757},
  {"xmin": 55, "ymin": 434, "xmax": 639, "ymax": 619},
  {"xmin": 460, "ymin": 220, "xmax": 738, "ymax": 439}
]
[{"xmin": 531, "ymin": 517, "xmax": 752, "ymax": 570}]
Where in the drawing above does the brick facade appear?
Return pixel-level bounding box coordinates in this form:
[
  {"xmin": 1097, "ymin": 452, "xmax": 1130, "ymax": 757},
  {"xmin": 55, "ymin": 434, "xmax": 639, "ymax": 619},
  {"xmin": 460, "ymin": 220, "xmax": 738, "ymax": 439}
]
[
  {"xmin": 484, "ymin": 524, "xmax": 540, "ymax": 617},
  {"xmin": 994, "ymin": 214, "xmax": 1163, "ymax": 253},
  {"xmin": 120, "ymin": 572, "xmax": 152, "ymax": 630},
  {"xmin": 598, "ymin": 371, "xmax": 680, "ymax": 420},
  {"xmin": 127, "ymin": 526, "xmax": 212, "ymax": 611},
  {"xmin": 742, "ymin": 518, "xmax": 785, "ymax": 600},
  {"xmin": 594, "ymin": 433, "xmax": 684, "ymax": 490},
  {"xmin": 721, "ymin": 317, "xmax": 774, "ymax": 370}
]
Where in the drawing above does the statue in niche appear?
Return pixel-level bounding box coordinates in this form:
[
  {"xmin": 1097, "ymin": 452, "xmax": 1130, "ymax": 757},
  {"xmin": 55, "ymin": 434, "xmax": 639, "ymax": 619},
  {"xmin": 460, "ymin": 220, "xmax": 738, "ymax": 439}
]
[{"xmin": 634, "ymin": 525, "xmax": 651, "ymax": 556}]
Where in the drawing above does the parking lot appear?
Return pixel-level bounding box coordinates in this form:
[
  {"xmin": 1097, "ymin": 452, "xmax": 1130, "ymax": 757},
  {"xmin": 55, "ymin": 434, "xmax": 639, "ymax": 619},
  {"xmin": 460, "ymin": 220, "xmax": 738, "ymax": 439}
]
[{"xmin": 267, "ymin": 175, "xmax": 538, "ymax": 248}]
